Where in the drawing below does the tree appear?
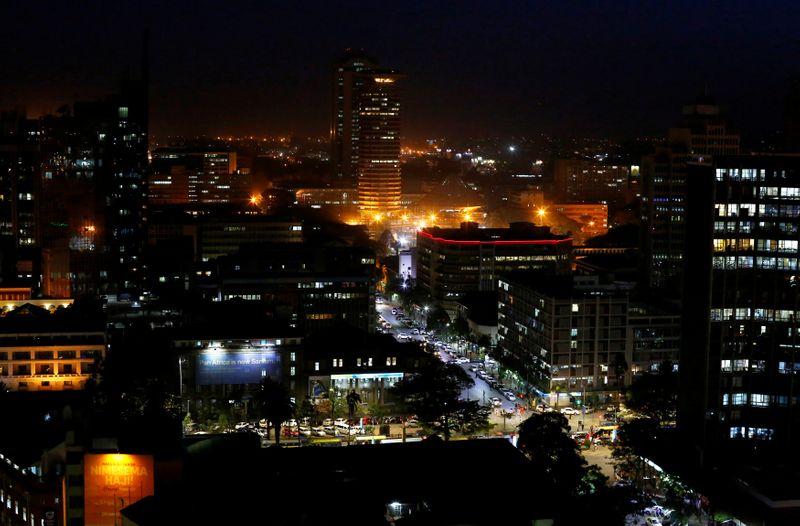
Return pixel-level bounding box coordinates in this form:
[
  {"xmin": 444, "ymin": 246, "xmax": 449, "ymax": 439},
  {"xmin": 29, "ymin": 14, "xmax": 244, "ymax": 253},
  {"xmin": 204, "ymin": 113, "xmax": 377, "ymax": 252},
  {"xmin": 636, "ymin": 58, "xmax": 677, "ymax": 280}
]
[
  {"xmin": 451, "ymin": 316, "xmax": 470, "ymax": 339},
  {"xmin": 517, "ymin": 412, "xmax": 598, "ymax": 497},
  {"xmin": 625, "ymin": 361, "xmax": 678, "ymax": 423},
  {"xmin": 390, "ymin": 361, "xmax": 490, "ymax": 440},
  {"xmin": 611, "ymin": 417, "xmax": 659, "ymax": 484},
  {"xmin": 425, "ymin": 306, "xmax": 451, "ymax": 333},
  {"xmin": 346, "ymin": 390, "xmax": 361, "ymax": 419},
  {"xmin": 255, "ymin": 377, "xmax": 295, "ymax": 445}
]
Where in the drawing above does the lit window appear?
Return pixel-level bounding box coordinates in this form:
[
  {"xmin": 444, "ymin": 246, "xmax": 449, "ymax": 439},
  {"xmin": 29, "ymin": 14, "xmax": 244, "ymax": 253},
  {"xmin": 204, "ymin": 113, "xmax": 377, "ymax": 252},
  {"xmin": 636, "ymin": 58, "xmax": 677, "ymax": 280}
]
[
  {"xmin": 314, "ymin": 362, "xmax": 319, "ymax": 371},
  {"xmin": 290, "ymin": 352, "xmax": 296, "ymax": 363},
  {"xmin": 750, "ymin": 394, "xmax": 769, "ymax": 407},
  {"xmin": 368, "ymin": 357, "xmax": 373, "ymax": 367},
  {"xmin": 729, "ymin": 426, "xmax": 745, "ymax": 439},
  {"xmin": 572, "ymin": 304, "xmax": 579, "ymax": 313},
  {"xmin": 290, "ymin": 366, "xmax": 295, "ymax": 376}
]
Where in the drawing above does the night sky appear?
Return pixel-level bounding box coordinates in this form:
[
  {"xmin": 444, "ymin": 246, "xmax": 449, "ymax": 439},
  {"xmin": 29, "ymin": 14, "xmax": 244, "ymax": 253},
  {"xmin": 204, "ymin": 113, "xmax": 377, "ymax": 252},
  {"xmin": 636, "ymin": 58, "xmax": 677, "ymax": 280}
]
[{"xmin": 3, "ymin": 1, "xmax": 800, "ymax": 142}]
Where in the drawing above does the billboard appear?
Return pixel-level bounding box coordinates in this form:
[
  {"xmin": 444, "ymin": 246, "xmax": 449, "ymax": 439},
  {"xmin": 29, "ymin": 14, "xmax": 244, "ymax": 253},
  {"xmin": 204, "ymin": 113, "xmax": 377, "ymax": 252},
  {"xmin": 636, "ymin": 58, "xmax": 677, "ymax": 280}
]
[
  {"xmin": 84, "ymin": 454, "xmax": 155, "ymax": 526},
  {"xmin": 196, "ymin": 349, "xmax": 281, "ymax": 385}
]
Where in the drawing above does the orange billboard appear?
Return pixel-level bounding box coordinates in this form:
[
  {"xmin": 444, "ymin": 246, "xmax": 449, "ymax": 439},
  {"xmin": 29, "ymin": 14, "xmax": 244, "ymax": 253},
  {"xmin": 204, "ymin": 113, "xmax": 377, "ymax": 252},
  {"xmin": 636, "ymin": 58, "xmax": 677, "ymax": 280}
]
[{"xmin": 84, "ymin": 454, "xmax": 155, "ymax": 526}]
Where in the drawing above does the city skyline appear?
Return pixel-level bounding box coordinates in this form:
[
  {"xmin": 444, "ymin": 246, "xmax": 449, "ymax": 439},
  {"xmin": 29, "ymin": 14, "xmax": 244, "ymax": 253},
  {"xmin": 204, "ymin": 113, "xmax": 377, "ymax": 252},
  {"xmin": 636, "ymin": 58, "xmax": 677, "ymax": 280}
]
[{"xmin": 3, "ymin": 1, "xmax": 800, "ymax": 142}]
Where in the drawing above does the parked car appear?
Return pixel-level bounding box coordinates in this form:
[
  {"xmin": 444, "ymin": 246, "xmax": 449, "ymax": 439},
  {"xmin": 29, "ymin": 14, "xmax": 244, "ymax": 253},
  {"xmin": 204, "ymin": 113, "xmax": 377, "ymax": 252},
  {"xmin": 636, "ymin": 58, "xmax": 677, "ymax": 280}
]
[
  {"xmin": 489, "ymin": 397, "xmax": 502, "ymax": 407},
  {"xmin": 312, "ymin": 426, "xmax": 327, "ymax": 437},
  {"xmin": 561, "ymin": 407, "xmax": 580, "ymax": 415},
  {"xmin": 504, "ymin": 392, "xmax": 517, "ymax": 402}
]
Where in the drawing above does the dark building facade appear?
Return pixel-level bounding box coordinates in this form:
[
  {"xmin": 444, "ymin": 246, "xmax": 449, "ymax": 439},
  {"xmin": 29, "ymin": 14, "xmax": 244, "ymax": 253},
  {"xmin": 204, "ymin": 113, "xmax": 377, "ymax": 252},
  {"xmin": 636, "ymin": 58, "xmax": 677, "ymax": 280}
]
[
  {"xmin": 197, "ymin": 242, "xmax": 377, "ymax": 333},
  {"xmin": 8, "ymin": 78, "xmax": 150, "ymax": 298},
  {"xmin": 640, "ymin": 97, "xmax": 740, "ymax": 296}
]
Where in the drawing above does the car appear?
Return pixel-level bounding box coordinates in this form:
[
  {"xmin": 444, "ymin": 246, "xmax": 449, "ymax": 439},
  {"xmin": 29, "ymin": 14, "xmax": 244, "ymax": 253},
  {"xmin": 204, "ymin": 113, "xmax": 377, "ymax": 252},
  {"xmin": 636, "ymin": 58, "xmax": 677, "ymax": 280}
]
[
  {"xmin": 336, "ymin": 425, "xmax": 358, "ymax": 436},
  {"xmin": 561, "ymin": 407, "xmax": 580, "ymax": 415},
  {"xmin": 324, "ymin": 425, "xmax": 336, "ymax": 435},
  {"xmin": 406, "ymin": 418, "xmax": 419, "ymax": 427},
  {"xmin": 282, "ymin": 419, "xmax": 298, "ymax": 428},
  {"xmin": 322, "ymin": 418, "xmax": 333, "ymax": 426},
  {"xmin": 334, "ymin": 418, "xmax": 348, "ymax": 426},
  {"xmin": 391, "ymin": 309, "xmax": 397, "ymax": 314},
  {"xmin": 298, "ymin": 426, "xmax": 312, "ymax": 436},
  {"xmin": 312, "ymin": 427, "xmax": 327, "ymax": 437},
  {"xmin": 570, "ymin": 431, "xmax": 590, "ymax": 443},
  {"xmin": 504, "ymin": 392, "xmax": 516, "ymax": 402},
  {"xmin": 489, "ymin": 397, "xmax": 502, "ymax": 407}
]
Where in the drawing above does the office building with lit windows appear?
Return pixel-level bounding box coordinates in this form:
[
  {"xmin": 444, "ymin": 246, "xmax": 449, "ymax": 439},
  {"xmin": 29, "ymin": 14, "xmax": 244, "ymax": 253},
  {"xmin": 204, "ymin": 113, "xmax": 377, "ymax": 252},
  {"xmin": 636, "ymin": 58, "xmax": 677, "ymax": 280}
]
[
  {"xmin": 149, "ymin": 149, "xmax": 247, "ymax": 205},
  {"xmin": 641, "ymin": 96, "xmax": 740, "ymax": 296},
  {"xmin": 196, "ymin": 242, "xmax": 377, "ymax": 333},
  {"xmin": 496, "ymin": 273, "xmax": 680, "ymax": 404},
  {"xmin": 330, "ymin": 50, "xmax": 402, "ymax": 217},
  {"xmin": 416, "ymin": 222, "xmax": 572, "ymax": 312},
  {"xmin": 680, "ymin": 155, "xmax": 800, "ymax": 469},
  {"xmin": 553, "ymin": 158, "xmax": 630, "ymax": 205}
]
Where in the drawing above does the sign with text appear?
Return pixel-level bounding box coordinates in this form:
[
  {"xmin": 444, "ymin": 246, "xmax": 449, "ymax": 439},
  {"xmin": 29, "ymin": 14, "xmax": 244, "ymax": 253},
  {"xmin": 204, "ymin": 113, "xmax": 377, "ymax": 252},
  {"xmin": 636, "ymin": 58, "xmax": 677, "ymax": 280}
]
[
  {"xmin": 84, "ymin": 454, "xmax": 154, "ymax": 526},
  {"xmin": 196, "ymin": 349, "xmax": 281, "ymax": 385}
]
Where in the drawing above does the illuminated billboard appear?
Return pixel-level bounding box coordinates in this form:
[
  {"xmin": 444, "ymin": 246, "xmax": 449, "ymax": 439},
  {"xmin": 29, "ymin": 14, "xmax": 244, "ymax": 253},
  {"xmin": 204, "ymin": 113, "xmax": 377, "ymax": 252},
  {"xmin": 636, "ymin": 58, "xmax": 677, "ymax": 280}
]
[
  {"xmin": 84, "ymin": 454, "xmax": 155, "ymax": 526},
  {"xmin": 196, "ymin": 349, "xmax": 281, "ymax": 385}
]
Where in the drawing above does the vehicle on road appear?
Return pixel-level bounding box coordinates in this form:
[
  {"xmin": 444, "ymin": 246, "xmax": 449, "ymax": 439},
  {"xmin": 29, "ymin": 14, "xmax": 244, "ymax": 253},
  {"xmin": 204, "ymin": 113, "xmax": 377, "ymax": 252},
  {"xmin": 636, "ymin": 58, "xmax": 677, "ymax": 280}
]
[
  {"xmin": 561, "ymin": 407, "xmax": 580, "ymax": 415},
  {"xmin": 503, "ymin": 392, "xmax": 516, "ymax": 402},
  {"xmin": 489, "ymin": 397, "xmax": 502, "ymax": 407}
]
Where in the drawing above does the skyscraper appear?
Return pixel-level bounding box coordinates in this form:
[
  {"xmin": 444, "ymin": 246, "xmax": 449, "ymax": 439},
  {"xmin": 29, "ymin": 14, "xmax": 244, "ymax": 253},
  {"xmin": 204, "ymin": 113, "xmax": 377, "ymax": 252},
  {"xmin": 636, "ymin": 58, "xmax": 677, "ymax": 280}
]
[
  {"xmin": 640, "ymin": 96, "xmax": 740, "ymax": 296},
  {"xmin": 330, "ymin": 49, "xmax": 402, "ymax": 217},
  {"xmin": 681, "ymin": 155, "xmax": 800, "ymax": 468}
]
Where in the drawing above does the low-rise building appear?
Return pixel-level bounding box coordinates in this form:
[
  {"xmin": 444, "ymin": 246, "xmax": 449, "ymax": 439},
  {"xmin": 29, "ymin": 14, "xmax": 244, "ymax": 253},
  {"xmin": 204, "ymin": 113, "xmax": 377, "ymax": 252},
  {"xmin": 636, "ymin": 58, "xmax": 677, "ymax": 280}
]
[{"xmin": 0, "ymin": 303, "xmax": 104, "ymax": 392}]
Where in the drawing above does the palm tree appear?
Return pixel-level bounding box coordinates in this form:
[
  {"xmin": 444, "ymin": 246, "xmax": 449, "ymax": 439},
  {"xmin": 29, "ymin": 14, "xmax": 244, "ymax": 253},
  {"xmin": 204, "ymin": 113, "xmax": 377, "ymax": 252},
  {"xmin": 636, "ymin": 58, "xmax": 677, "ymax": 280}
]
[
  {"xmin": 346, "ymin": 390, "xmax": 361, "ymax": 441},
  {"xmin": 255, "ymin": 378, "xmax": 295, "ymax": 446}
]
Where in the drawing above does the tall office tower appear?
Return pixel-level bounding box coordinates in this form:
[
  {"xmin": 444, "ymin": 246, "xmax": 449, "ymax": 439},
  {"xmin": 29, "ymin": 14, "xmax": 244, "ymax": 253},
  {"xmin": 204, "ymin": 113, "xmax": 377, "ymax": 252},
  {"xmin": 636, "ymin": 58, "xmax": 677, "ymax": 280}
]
[
  {"xmin": 681, "ymin": 156, "xmax": 800, "ymax": 469},
  {"xmin": 36, "ymin": 78, "xmax": 148, "ymax": 297},
  {"xmin": 330, "ymin": 49, "xmax": 402, "ymax": 217},
  {"xmin": 640, "ymin": 96, "xmax": 740, "ymax": 296},
  {"xmin": 0, "ymin": 109, "xmax": 41, "ymax": 288}
]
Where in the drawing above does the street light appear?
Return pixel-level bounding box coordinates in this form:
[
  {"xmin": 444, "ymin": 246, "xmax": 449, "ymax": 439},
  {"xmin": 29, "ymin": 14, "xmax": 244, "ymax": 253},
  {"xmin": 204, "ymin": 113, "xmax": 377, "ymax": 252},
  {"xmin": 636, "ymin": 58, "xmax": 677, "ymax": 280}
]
[{"xmin": 536, "ymin": 207, "xmax": 546, "ymax": 225}]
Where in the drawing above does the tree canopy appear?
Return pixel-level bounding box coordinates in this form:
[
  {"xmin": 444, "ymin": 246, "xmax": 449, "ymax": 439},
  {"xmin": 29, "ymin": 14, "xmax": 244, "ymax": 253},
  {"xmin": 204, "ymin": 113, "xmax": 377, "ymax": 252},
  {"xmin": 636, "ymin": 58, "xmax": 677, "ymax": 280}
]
[
  {"xmin": 390, "ymin": 361, "xmax": 490, "ymax": 440},
  {"xmin": 517, "ymin": 412, "xmax": 605, "ymax": 498}
]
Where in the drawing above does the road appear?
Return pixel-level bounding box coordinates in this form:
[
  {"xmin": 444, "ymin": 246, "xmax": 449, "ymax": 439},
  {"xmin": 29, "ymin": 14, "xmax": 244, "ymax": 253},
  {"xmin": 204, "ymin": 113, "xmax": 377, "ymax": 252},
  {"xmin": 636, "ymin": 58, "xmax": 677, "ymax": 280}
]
[{"xmin": 377, "ymin": 300, "xmax": 610, "ymax": 436}]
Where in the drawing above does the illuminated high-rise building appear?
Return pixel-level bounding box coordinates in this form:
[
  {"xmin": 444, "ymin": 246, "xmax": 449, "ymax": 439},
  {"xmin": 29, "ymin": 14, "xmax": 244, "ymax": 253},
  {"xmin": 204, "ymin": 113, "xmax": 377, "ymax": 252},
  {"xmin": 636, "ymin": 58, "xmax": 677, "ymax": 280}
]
[{"xmin": 330, "ymin": 49, "xmax": 402, "ymax": 217}]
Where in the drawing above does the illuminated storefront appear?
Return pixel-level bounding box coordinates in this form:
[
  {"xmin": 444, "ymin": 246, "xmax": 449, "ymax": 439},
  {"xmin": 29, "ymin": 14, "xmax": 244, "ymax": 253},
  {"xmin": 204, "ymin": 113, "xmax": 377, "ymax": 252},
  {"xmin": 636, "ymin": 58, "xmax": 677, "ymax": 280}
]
[{"xmin": 313, "ymin": 372, "xmax": 403, "ymax": 405}]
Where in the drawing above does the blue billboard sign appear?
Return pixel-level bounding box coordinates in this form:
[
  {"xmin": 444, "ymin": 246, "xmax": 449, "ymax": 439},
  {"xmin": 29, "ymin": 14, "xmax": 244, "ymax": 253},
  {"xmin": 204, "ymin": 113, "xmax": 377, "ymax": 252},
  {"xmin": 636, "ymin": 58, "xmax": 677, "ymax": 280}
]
[{"xmin": 196, "ymin": 350, "xmax": 281, "ymax": 385}]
